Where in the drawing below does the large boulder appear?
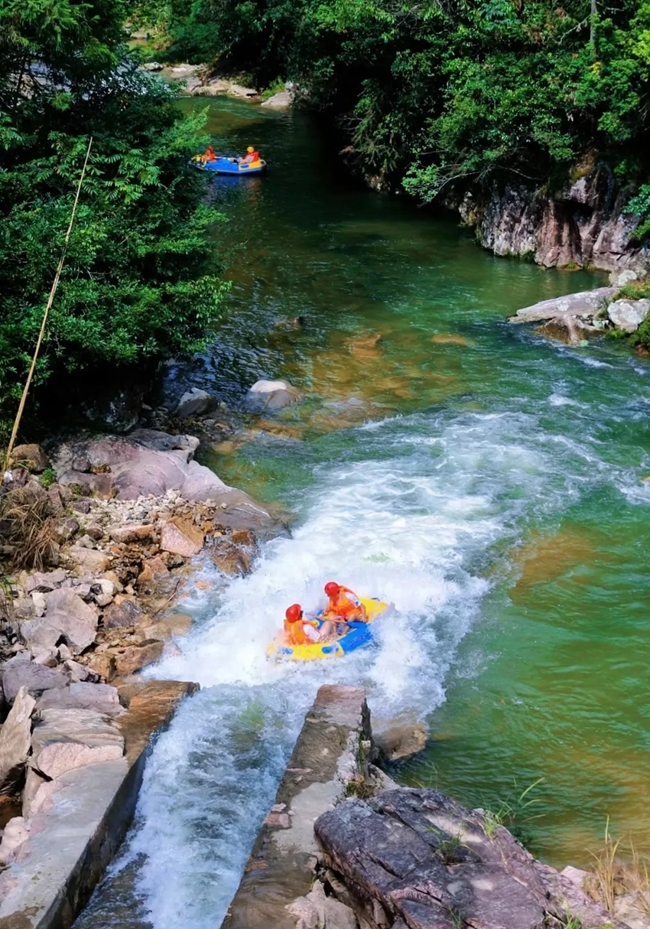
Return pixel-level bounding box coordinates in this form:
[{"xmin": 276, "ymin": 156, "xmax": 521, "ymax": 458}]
[
  {"xmin": 315, "ymin": 789, "xmax": 618, "ymax": 929},
  {"xmin": 2, "ymin": 658, "xmax": 68, "ymax": 703},
  {"xmin": 30, "ymin": 707, "xmax": 124, "ymax": 779},
  {"xmin": 175, "ymin": 388, "xmax": 214, "ymax": 418},
  {"xmin": 53, "ymin": 433, "xmax": 274, "ymax": 522},
  {"xmin": 43, "ymin": 589, "xmax": 98, "ymax": 653},
  {"xmin": 607, "ymin": 298, "xmax": 650, "ymax": 332},
  {"xmin": 0, "ymin": 687, "xmax": 36, "ymax": 791},
  {"xmin": 510, "ymin": 287, "xmax": 616, "ymax": 323},
  {"xmin": 245, "ymin": 379, "xmax": 301, "ymax": 413}
]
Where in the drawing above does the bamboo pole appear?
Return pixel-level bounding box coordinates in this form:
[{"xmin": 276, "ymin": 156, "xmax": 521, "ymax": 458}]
[{"xmin": 3, "ymin": 136, "xmax": 93, "ymax": 475}]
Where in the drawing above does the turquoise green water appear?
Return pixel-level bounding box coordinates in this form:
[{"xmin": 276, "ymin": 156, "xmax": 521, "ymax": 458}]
[{"xmin": 77, "ymin": 99, "xmax": 650, "ymax": 929}]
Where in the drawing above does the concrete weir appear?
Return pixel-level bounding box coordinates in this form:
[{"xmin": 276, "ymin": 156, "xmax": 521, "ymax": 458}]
[
  {"xmin": 0, "ymin": 680, "xmax": 198, "ymax": 929},
  {"xmin": 222, "ymin": 684, "xmax": 371, "ymax": 929}
]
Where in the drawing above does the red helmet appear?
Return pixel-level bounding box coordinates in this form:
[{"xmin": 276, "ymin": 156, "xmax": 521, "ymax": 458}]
[
  {"xmin": 285, "ymin": 603, "xmax": 303, "ymax": 623},
  {"xmin": 324, "ymin": 581, "xmax": 340, "ymax": 596}
]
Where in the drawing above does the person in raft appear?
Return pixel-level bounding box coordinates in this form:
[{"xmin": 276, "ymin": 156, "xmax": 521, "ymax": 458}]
[
  {"xmin": 322, "ymin": 581, "xmax": 367, "ymax": 628},
  {"xmin": 239, "ymin": 145, "xmax": 260, "ymax": 164},
  {"xmin": 203, "ymin": 145, "xmax": 217, "ymax": 162},
  {"xmin": 284, "ymin": 604, "xmax": 321, "ymax": 646}
]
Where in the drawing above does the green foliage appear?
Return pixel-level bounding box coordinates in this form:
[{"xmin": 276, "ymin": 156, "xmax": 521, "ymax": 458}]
[
  {"xmin": 625, "ymin": 184, "xmax": 650, "ymax": 239},
  {"xmin": 0, "ymin": 0, "xmax": 226, "ymax": 425},
  {"xmin": 153, "ymin": 0, "xmax": 650, "ymax": 204},
  {"xmin": 39, "ymin": 469, "xmax": 58, "ymax": 490}
]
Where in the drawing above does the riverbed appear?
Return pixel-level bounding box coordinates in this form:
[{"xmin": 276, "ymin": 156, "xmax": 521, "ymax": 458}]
[{"xmin": 75, "ymin": 97, "xmax": 650, "ymax": 929}]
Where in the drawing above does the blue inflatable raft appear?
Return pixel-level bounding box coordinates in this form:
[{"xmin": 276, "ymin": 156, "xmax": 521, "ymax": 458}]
[
  {"xmin": 195, "ymin": 156, "xmax": 267, "ymax": 176},
  {"xmin": 267, "ymin": 596, "xmax": 392, "ymax": 662}
]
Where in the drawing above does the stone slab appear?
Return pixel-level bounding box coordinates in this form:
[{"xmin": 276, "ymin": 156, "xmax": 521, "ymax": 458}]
[
  {"xmin": 222, "ymin": 684, "xmax": 370, "ymax": 929},
  {"xmin": 509, "ymin": 287, "xmax": 616, "ymax": 323},
  {"xmin": 0, "ymin": 680, "xmax": 198, "ymax": 929}
]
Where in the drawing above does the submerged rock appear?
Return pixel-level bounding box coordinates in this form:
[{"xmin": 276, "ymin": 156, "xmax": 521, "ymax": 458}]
[
  {"xmin": 175, "ymin": 388, "xmax": 214, "ymax": 418},
  {"xmin": 245, "ymin": 379, "xmax": 301, "ymax": 412}
]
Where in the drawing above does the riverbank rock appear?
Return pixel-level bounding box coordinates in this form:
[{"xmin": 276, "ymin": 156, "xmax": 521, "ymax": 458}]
[
  {"xmin": 510, "ymin": 287, "xmax": 616, "ymax": 324},
  {"xmin": 261, "ymin": 90, "xmax": 292, "ymax": 109},
  {"xmin": 160, "ymin": 517, "xmax": 204, "ymax": 558},
  {"xmin": 36, "ymin": 682, "xmax": 124, "ymax": 717},
  {"xmin": 373, "ymin": 723, "xmax": 427, "ymax": 762},
  {"xmin": 607, "ymin": 298, "xmax": 650, "ymax": 332},
  {"xmin": 0, "ymin": 687, "xmax": 36, "ymax": 791},
  {"xmin": 245, "ymin": 379, "xmax": 301, "ymax": 412},
  {"xmin": 9, "ymin": 444, "xmax": 50, "ymax": 474},
  {"xmin": 176, "ymin": 388, "xmax": 214, "ymax": 418},
  {"xmin": 53, "ymin": 433, "xmax": 276, "ymax": 528},
  {"xmin": 456, "ymin": 168, "xmax": 649, "ymax": 273},
  {"xmin": 315, "ymin": 788, "xmax": 621, "ymax": 929},
  {"xmin": 2, "ymin": 658, "xmax": 69, "ymax": 703},
  {"xmin": 30, "ymin": 707, "xmax": 125, "ymax": 779}
]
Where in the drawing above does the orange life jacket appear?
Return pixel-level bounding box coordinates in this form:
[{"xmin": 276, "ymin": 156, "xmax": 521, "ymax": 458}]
[
  {"xmin": 284, "ymin": 618, "xmax": 318, "ymax": 646},
  {"xmin": 325, "ymin": 586, "xmax": 366, "ymax": 622}
]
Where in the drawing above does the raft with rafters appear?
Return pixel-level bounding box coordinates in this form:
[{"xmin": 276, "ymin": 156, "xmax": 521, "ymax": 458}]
[{"xmin": 266, "ymin": 596, "xmax": 392, "ymax": 662}]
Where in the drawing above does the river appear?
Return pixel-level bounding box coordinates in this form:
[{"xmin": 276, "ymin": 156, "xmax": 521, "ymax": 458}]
[{"xmin": 75, "ymin": 98, "xmax": 650, "ymax": 929}]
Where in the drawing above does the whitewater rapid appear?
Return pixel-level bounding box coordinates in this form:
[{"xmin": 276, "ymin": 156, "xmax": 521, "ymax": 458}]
[{"xmin": 74, "ymin": 390, "xmax": 634, "ymax": 929}]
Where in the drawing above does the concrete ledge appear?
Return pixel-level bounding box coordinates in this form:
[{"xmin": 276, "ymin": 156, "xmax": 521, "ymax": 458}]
[
  {"xmin": 222, "ymin": 684, "xmax": 370, "ymax": 929},
  {"xmin": 0, "ymin": 680, "xmax": 198, "ymax": 929}
]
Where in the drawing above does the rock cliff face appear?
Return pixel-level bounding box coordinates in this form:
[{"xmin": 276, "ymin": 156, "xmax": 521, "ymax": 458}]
[{"xmin": 455, "ymin": 167, "xmax": 648, "ymax": 274}]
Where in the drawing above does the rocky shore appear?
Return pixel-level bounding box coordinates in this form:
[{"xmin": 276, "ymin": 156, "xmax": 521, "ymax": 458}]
[
  {"xmin": 225, "ymin": 685, "xmax": 649, "ymax": 929},
  {"xmin": 509, "ymin": 270, "xmax": 650, "ymax": 347},
  {"xmin": 0, "ymin": 393, "xmax": 286, "ymax": 878}
]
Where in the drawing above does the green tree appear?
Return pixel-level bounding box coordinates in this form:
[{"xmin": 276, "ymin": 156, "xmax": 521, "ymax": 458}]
[{"xmin": 0, "ymin": 0, "xmax": 226, "ymax": 429}]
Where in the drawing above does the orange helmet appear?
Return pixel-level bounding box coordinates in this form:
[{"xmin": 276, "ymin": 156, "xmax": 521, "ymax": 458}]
[
  {"xmin": 324, "ymin": 582, "xmax": 340, "ymax": 596},
  {"xmin": 285, "ymin": 603, "xmax": 303, "ymax": 623}
]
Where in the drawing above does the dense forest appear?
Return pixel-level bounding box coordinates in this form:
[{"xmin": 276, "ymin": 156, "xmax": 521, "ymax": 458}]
[
  {"xmin": 0, "ymin": 0, "xmax": 225, "ymax": 431},
  {"xmin": 148, "ymin": 0, "xmax": 650, "ymax": 218}
]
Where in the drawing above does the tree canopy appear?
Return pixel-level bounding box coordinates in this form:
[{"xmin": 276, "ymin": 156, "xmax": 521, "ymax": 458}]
[
  {"xmin": 155, "ymin": 0, "xmax": 650, "ymax": 204},
  {"xmin": 0, "ymin": 0, "xmax": 225, "ymax": 432}
]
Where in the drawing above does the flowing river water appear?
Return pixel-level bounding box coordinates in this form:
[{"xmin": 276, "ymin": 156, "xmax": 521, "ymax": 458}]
[{"xmin": 76, "ymin": 98, "xmax": 650, "ymax": 929}]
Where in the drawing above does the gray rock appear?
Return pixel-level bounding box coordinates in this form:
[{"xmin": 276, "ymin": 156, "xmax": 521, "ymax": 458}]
[
  {"xmin": 0, "ymin": 686, "xmax": 36, "ymax": 790},
  {"xmin": 245, "ymin": 378, "xmax": 301, "ymax": 412},
  {"xmin": 175, "ymin": 387, "xmax": 214, "ymax": 418},
  {"xmin": 36, "ymin": 682, "xmax": 124, "ymax": 718},
  {"xmin": 0, "ymin": 816, "xmax": 30, "ymax": 865},
  {"xmin": 25, "ymin": 570, "xmax": 67, "ymax": 594},
  {"xmin": 20, "ymin": 618, "xmax": 60, "ymax": 652},
  {"xmin": 609, "ymin": 269, "xmax": 638, "ymax": 287},
  {"xmin": 607, "ymin": 298, "xmax": 650, "ymax": 332},
  {"xmin": 511, "ymin": 287, "xmax": 617, "ymax": 323},
  {"xmin": 44, "ymin": 588, "xmax": 98, "ymax": 653},
  {"xmin": 288, "ymin": 881, "xmax": 357, "ymax": 929},
  {"xmin": 142, "ymin": 60, "xmax": 163, "ymax": 71},
  {"xmin": 67, "ymin": 546, "xmax": 111, "ymax": 576},
  {"xmin": 2, "ymin": 657, "xmax": 68, "ymax": 702}
]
